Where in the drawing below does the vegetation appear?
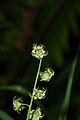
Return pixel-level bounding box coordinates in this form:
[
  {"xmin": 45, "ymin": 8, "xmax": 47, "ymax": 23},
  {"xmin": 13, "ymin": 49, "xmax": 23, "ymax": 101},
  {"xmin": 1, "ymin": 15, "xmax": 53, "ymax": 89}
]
[{"xmin": 0, "ymin": 0, "xmax": 80, "ymax": 120}]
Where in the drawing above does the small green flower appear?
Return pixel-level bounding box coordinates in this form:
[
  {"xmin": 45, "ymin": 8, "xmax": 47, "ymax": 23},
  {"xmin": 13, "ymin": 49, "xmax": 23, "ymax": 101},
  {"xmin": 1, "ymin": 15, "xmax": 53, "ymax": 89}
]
[
  {"xmin": 31, "ymin": 44, "xmax": 48, "ymax": 59},
  {"xmin": 29, "ymin": 107, "xmax": 43, "ymax": 120},
  {"xmin": 13, "ymin": 96, "xmax": 28, "ymax": 114},
  {"xmin": 33, "ymin": 88, "xmax": 47, "ymax": 100},
  {"xmin": 28, "ymin": 109, "xmax": 35, "ymax": 119},
  {"xmin": 40, "ymin": 68, "xmax": 54, "ymax": 82}
]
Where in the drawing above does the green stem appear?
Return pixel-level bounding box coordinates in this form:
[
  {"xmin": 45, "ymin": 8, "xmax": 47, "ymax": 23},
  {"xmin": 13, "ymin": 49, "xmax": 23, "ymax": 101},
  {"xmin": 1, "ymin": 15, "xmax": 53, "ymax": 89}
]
[
  {"xmin": 26, "ymin": 59, "xmax": 42, "ymax": 120},
  {"xmin": 22, "ymin": 104, "xmax": 29, "ymax": 107}
]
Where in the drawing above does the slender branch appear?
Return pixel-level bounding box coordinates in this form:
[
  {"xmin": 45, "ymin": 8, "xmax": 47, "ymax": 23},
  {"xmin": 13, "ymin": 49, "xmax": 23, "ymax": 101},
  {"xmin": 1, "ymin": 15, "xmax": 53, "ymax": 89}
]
[
  {"xmin": 22, "ymin": 104, "xmax": 29, "ymax": 107},
  {"xmin": 26, "ymin": 59, "xmax": 42, "ymax": 120}
]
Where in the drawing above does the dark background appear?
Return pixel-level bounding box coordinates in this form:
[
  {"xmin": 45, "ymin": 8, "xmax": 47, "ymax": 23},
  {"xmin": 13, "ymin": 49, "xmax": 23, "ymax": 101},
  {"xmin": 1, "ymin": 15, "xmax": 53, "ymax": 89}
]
[{"xmin": 0, "ymin": 0, "xmax": 80, "ymax": 120}]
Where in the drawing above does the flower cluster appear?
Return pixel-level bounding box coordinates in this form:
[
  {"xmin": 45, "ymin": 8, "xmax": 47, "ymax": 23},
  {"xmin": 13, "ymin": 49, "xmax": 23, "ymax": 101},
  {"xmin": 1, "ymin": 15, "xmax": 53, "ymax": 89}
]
[
  {"xmin": 31, "ymin": 44, "xmax": 54, "ymax": 119},
  {"xmin": 28, "ymin": 107, "xmax": 43, "ymax": 120},
  {"xmin": 13, "ymin": 44, "xmax": 54, "ymax": 120},
  {"xmin": 31, "ymin": 44, "xmax": 48, "ymax": 59}
]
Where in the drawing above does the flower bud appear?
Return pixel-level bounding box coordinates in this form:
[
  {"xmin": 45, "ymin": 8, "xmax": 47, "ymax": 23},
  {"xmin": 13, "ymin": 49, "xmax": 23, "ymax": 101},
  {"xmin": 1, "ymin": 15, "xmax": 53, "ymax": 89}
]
[
  {"xmin": 40, "ymin": 68, "xmax": 54, "ymax": 82},
  {"xmin": 13, "ymin": 96, "xmax": 27, "ymax": 114},
  {"xmin": 33, "ymin": 88, "xmax": 47, "ymax": 100},
  {"xmin": 31, "ymin": 44, "xmax": 48, "ymax": 59},
  {"xmin": 29, "ymin": 107, "xmax": 43, "ymax": 120}
]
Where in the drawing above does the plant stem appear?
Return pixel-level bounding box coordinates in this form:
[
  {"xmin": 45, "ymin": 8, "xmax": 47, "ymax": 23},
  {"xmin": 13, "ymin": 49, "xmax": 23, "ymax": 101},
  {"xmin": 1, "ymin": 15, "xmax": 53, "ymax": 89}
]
[{"xmin": 26, "ymin": 59, "xmax": 42, "ymax": 120}]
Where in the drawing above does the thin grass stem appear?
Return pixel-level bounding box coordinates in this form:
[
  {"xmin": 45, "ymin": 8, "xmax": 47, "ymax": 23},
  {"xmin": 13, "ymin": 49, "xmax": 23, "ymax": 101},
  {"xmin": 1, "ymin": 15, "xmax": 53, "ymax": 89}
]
[{"xmin": 26, "ymin": 59, "xmax": 42, "ymax": 120}]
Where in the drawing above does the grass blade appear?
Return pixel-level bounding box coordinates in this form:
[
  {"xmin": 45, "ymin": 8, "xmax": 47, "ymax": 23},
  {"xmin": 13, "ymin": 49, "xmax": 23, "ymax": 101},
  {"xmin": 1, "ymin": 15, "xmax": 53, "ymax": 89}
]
[
  {"xmin": 0, "ymin": 110, "xmax": 14, "ymax": 120},
  {"xmin": 58, "ymin": 45, "xmax": 80, "ymax": 120},
  {"xmin": 0, "ymin": 85, "xmax": 29, "ymax": 96}
]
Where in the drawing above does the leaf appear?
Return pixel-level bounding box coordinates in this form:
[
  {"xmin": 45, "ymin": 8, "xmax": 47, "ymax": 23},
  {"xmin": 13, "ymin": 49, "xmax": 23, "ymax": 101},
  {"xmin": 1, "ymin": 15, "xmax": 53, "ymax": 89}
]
[
  {"xmin": 0, "ymin": 85, "xmax": 29, "ymax": 96},
  {"xmin": 0, "ymin": 110, "xmax": 14, "ymax": 120},
  {"xmin": 58, "ymin": 45, "xmax": 80, "ymax": 120}
]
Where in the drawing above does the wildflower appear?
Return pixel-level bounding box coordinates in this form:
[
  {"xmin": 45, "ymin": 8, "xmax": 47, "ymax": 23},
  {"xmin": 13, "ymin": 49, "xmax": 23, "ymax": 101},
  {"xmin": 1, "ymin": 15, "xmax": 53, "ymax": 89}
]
[
  {"xmin": 31, "ymin": 44, "xmax": 48, "ymax": 59},
  {"xmin": 29, "ymin": 107, "xmax": 43, "ymax": 120},
  {"xmin": 33, "ymin": 88, "xmax": 47, "ymax": 100},
  {"xmin": 13, "ymin": 96, "xmax": 28, "ymax": 114},
  {"xmin": 28, "ymin": 109, "xmax": 35, "ymax": 119},
  {"xmin": 40, "ymin": 68, "xmax": 54, "ymax": 82}
]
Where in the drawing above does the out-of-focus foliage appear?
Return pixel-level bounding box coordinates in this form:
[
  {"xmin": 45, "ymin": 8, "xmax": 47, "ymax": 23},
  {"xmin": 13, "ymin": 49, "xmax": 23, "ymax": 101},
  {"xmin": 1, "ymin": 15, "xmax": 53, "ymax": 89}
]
[
  {"xmin": 58, "ymin": 47, "xmax": 79, "ymax": 120},
  {"xmin": 0, "ymin": 85, "xmax": 29, "ymax": 95},
  {"xmin": 0, "ymin": 0, "xmax": 80, "ymax": 120},
  {"xmin": 0, "ymin": 110, "xmax": 14, "ymax": 120}
]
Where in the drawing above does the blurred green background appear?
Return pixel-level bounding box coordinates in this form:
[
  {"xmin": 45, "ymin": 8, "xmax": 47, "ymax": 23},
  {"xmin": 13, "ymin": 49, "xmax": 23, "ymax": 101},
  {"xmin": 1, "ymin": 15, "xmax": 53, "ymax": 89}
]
[{"xmin": 0, "ymin": 0, "xmax": 80, "ymax": 120}]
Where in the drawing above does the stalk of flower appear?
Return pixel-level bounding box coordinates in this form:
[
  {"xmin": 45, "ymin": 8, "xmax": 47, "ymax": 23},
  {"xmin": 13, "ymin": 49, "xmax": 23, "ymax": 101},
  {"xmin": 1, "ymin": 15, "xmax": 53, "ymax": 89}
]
[
  {"xmin": 26, "ymin": 59, "xmax": 42, "ymax": 120},
  {"xmin": 12, "ymin": 44, "xmax": 54, "ymax": 120},
  {"xmin": 26, "ymin": 44, "xmax": 48, "ymax": 120}
]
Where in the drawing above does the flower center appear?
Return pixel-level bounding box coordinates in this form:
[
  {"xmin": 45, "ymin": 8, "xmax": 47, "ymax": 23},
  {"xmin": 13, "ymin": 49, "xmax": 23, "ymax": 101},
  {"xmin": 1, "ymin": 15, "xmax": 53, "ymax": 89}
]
[{"xmin": 42, "ymin": 72, "xmax": 50, "ymax": 80}]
